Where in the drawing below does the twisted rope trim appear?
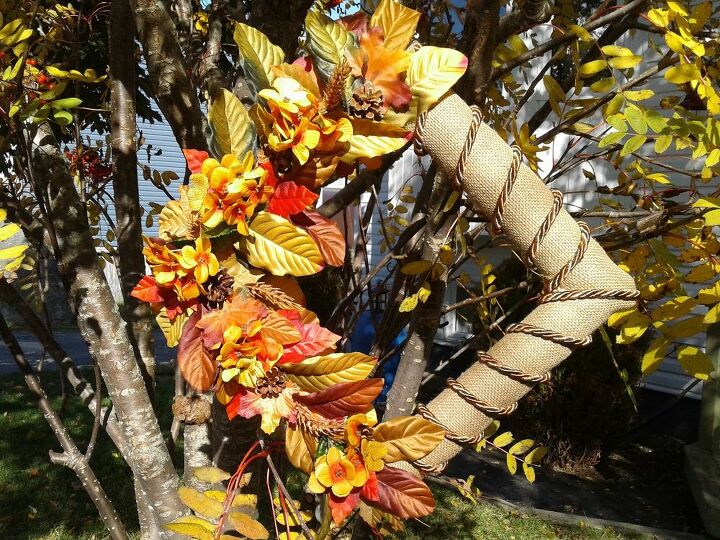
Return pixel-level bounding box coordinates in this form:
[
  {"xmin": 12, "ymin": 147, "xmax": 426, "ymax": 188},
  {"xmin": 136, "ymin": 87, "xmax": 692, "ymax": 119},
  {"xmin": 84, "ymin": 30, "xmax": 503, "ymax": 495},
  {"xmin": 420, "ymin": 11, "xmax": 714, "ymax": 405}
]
[
  {"xmin": 505, "ymin": 322, "xmax": 593, "ymax": 348},
  {"xmin": 410, "ymin": 103, "xmax": 638, "ymax": 474}
]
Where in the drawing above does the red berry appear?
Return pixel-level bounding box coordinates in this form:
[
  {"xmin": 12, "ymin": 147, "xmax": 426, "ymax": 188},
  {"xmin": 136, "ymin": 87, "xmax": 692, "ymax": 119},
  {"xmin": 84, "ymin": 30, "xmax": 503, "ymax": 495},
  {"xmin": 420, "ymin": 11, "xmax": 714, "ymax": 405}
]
[{"xmin": 27, "ymin": 58, "xmax": 37, "ymax": 67}]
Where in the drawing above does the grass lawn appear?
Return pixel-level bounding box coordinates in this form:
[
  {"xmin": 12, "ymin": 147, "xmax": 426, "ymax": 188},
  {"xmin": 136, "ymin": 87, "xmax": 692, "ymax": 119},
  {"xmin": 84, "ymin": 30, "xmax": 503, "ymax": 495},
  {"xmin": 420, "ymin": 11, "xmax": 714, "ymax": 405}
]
[{"xmin": 0, "ymin": 371, "xmax": 636, "ymax": 539}]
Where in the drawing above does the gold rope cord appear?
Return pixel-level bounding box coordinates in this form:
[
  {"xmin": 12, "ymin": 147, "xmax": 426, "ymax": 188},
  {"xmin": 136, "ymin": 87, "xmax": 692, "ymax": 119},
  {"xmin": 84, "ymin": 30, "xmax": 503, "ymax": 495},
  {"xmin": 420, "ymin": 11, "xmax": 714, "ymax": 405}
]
[{"xmin": 404, "ymin": 95, "xmax": 639, "ymax": 474}]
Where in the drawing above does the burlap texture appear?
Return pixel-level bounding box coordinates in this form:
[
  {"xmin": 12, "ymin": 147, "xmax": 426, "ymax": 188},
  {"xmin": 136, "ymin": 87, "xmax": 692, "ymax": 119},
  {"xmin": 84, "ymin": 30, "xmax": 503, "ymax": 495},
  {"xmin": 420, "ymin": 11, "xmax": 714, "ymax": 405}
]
[{"xmin": 409, "ymin": 94, "xmax": 638, "ymax": 469}]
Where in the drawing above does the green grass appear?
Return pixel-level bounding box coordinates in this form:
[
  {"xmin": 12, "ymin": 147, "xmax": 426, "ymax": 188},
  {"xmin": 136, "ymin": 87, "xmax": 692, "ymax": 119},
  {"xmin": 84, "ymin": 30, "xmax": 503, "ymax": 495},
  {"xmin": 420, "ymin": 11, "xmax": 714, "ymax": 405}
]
[{"xmin": 0, "ymin": 372, "xmax": 635, "ymax": 540}]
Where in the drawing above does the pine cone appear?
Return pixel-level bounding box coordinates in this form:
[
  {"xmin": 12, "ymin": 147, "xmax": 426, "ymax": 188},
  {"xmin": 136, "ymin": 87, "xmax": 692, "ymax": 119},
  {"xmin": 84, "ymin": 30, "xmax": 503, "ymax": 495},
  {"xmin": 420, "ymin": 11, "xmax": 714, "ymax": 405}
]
[
  {"xmin": 349, "ymin": 80, "xmax": 384, "ymax": 121},
  {"xmin": 202, "ymin": 269, "xmax": 234, "ymax": 309},
  {"xmin": 256, "ymin": 368, "xmax": 287, "ymax": 398}
]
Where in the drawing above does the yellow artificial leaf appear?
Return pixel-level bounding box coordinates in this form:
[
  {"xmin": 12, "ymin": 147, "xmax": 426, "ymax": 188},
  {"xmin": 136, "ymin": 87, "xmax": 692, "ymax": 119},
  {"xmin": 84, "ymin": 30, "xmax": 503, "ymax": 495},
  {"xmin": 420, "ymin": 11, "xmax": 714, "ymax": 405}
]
[
  {"xmin": 281, "ymin": 352, "xmax": 376, "ymax": 392},
  {"xmin": 509, "ymin": 439, "xmax": 534, "ymax": 455},
  {"xmin": 406, "ymin": 46, "xmax": 468, "ymax": 112},
  {"xmin": 245, "ymin": 212, "xmax": 323, "ymax": 277},
  {"xmin": 177, "ymin": 486, "xmax": 225, "ymax": 519},
  {"xmin": 525, "ymin": 446, "xmax": 548, "ymax": 464},
  {"xmin": 208, "ymin": 89, "xmax": 256, "ymax": 160},
  {"xmin": 523, "ymin": 462, "xmax": 536, "ymax": 483},
  {"xmin": 506, "ymin": 453, "xmax": 518, "ymax": 475},
  {"xmin": 493, "ymin": 432, "xmax": 514, "ymax": 447},
  {"xmin": 641, "ymin": 336, "xmax": 669, "ymax": 375},
  {"xmin": 617, "ymin": 310, "xmax": 651, "ymax": 344},
  {"xmin": 228, "ymin": 511, "xmax": 269, "ymax": 540},
  {"xmin": 233, "ymin": 23, "xmax": 284, "ymax": 90},
  {"xmin": 155, "ymin": 309, "xmax": 188, "ymax": 348},
  {"xmin": 374, "ymin": 416, "xmax": 445, "ymax": 463},
  {"xmin": 665, "ymin": 64, "xmax": 701, "ymax": 84},
  {"xmin": 158, "ymin": 187, "xmax": 197, "ymax": 241},
  {"xmin": 305, "ymin": 10, "xmax": 353, "ymax": 66},
  {"xmin": 677, "ymin": 345, "xmax": 714, "ymax": 380},
  {"xmin": 370, "ymin": 0, "xmax": 421, "ymax": 52},
  {"xmin": 650, "ymin": 296, "xmax": 697, "ymax": 321},
  {"xmin": 341, "ymin": 118, "xmax": 410, "ymax": 163},
  {"xmin": 192, "ymin": 466, "xmax": 232, "ymax": 483},
  {"xmin": 578, "ymin": 59, "xmax": 608, "ymax": 77},
  {"xmin": 165, "ymin": 516, "xmax": 214, "ymax": 540}
]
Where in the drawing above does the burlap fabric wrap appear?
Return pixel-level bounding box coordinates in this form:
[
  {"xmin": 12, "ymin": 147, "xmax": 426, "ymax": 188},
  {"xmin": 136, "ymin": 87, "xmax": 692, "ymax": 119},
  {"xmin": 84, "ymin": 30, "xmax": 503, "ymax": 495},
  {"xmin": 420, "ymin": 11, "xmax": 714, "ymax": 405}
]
[{"xmin": 404, "ymin": 94, "xmax": 638, "ymax": 472}]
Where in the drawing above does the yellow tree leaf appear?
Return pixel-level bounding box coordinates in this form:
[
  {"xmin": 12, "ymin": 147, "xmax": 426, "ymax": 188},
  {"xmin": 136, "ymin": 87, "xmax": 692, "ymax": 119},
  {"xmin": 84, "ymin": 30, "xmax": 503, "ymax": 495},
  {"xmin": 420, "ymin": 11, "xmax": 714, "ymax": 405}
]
[
  {"xmin": 641, "ymin": 336, "xmax": 669, "ymax": 375},
  {"xmin": 578, "ymin": 59, "xmax": 608, "ymax": 77},
  {"xmin": 523, "ymin": 462, "xmax": 536, "ymax": 483},
  {"xmin": 493, "ymin": 432, "xmax": 514, "ymax": 447},
  {"xmin": 677, "ymin": 345, "xmax": 714, "ymax": 380},
  {"xmin": 373, "ymin": 416, "xmax": 445, "ymax": 463},
  {"xmin": 281, "ymin": 352, "xmax": 376, "ymax": 392},
  {"xmin": 506, "ymin": 453, "xmax": 518, "ymax": 475},
  {"xmin": 370, "ymin": 0, "xmax": 421, "ymax": 52},
  {"xmin": 192, "ymin": 466, "xmax": 232, "ymax": 483},
  {"xmin": 665, "ymin": 64, "xmax": 701, "ymax": 84},
  {"xmin": 509, "ymin": 439, "xmax": 534, "ymax": 455},
  {"xmin": 406, "ymin": 46, "xmax": 468, "ymax": 112},
  {"xmin": 0, "ymin": 223, "xmax": 20, "ymax": 241},
  {"xmin": 177, "ymin": 486, "xmax": 225, "ymax": 519},
  {"xmin": 608, "ymin": 307, "xmax": 637, "ymax": 328},
  {"xmin": 608, "ymin": 55, "xmax": 642, "ymax": 69},
  {"xmin": 165, "ymin": 516, "xmax": 214, "ymax": 540},
  {"xmin": 525, "ymin": 446, "xmax": 548, "ymax": 464},
  {"xmin": 399, "ymin": 294, "xmax": 419, "ymax": 312},
  {"xmin": 233, "ymin": 23, "xmax": 284, "ymax": 91},
  {"xmin": 658, "ymin": 315, "xmax": 707, "ymax": 339},
  {"xmin": 686, "ymin": 262, "xmax": 718, "ymax": 282},
  {"xmin": 697, "ymin": 282, "xmax": 720, "ymax": 304},
  {"xmin": 650, "ymin": 296, "xmax": 697, "ymax": 321},
  {"xmin": 0, "ymin": 244, "xmax": 28, "ymax": 260},
  {"xmin": 401, "ymin": 260, "xmax": 432, "ymax": 275},
  {"xmin": 617, "ymin": 310, "xmax": 651, "ymax": 344},
  {"xmin": 208, "ymin": 89, "xmax": 256, "ymax": 160},
  {"xmin": 601, "ymin": 45, "xmax": 633, "ymax": 56},
  {"xmin": 245, "ymin": 212, "xmax": 323, "ymax": 277},
  {"xmin": 228, "ymin": 511, "xmax": 269, "ymax": 540},
  {"xmin": 703, "ymin": 303, "xmax": 720, "ymax": 324}
]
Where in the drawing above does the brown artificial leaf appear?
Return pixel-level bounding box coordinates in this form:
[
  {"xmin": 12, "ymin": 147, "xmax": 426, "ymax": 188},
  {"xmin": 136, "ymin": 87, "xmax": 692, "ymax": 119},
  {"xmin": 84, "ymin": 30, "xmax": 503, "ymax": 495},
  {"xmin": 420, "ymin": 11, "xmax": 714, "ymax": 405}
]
[
  {"xmin": 286, "ymin": 152, "xmax": 342, "ymax": 189},
  {"xmin": 196, "ymin": 296, "xmax": 269, "ymax": 349},
  {"xmin": 177, "ymin": 486, "xmax": 225, "ymax": 519},
  {"xmin": 293, "ymin": 211, "xmax": 346, "ymax": 267},
  {"xmin": 228, "ymin": 510, "xmax": 269, "ymax": 539},
  {"xmin": 367, "ymin": 466, "xmax": 435, "ymax": 519},
  {"xmin": 373, "ymin": 416, "xmax": 445, "ymax": 463},
  {"xmin": 159, "ymin": 186, "xmax": 198, "ymax": 241},
  {"xmin": 177, "ymin": 311, "xmax": 216, "ymax": 391},
  {"xmin": 294, "ymin": 378, "xmax": 383, "ymax": 418},
  {"xmin": 285, "ymin": 424, "xmax": 317, "ymax": 475},
  {"xmin": 272, "ymin": 63, "xmax": 321, "ymax": 97}
]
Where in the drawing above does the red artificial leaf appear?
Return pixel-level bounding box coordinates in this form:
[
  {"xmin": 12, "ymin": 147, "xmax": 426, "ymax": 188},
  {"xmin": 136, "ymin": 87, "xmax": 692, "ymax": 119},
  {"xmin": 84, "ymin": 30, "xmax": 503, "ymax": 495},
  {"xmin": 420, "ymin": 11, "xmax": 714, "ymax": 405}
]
[
  {"xmin": 177, "ymin": 311, "xmax": 216, "ymax": 391},
  {"xmin": 131, "ymin": 275, "xmax": 163, "ymax": 303},
  {"xmin": 329, "ymin": 490, "xmax": 360, "ymax": 525},
  {"xmin": 360, "ymin": 471, "xmax": 379, "ymax": 502},
  {"xmin": 365, "ymin": 466, "xmax": 435, "ymax": 519},
  {"xmin": 259, "ymin": 310, "xmax": 302, "ymax": 345},
  {"xmin": 340, "ymin": 12, "xmax": 369, "ymax": 37},
  {"xmin": 259, "ymin": 161, "xmax": 279, "ymax": 189},
  {"xmin": 196, "ymin": 296, "xmax": 268, "ymax": 349},
  {"xmin": 294, "ymin": 378, "xmax": 383, "ymax": 418},
  {"xmin": 267, "ymin": 181, "xmax": 319, "ymax": 218},
  {"xmin": 183, "ymin": 149, "xmax": 209, "ymax": 174},
  {"xmin": 225, "ymin": 388, "xmax": 258, "ymax": 421},
  {"xmin": 280, "ymin": 322, "xmax": 340, "ymax": 364},
  {"xmin": 293, "ymin": 212, "xmax": 346, "ymax": 267}
]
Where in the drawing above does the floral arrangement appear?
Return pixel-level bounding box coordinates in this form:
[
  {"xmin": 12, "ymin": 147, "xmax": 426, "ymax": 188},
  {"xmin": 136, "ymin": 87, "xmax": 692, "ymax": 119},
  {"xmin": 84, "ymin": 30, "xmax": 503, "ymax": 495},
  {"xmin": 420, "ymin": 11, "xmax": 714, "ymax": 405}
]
[{"xmin": 131, "ymin": 0, "xmax": 468, "ymax": 534}]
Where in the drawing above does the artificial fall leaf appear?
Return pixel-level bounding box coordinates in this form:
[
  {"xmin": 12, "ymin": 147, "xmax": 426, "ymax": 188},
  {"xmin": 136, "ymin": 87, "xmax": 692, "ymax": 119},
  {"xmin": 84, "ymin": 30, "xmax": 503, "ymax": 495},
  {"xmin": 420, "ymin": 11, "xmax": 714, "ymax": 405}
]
[
  {"xmin": 155, "ymin": 308, "xmax": 188, "ymax": 348},
  {"xmin": 267, "ymin": 181, "xmax": 319, "ymax": 218},
  {"xmin": 369, "ymin": 0, "xmax": 420, "ymax": 52},
  {"xmin": 259, "ymin": 310, "xmax": 302, "ymax": 344},
  {"xmin": 159, "ymin": 186, "xmax": 198, "ymax": 241},
  {"xmin": 131, "ymin": 275, "xmax": 163, "ymax": 303},
  {"xmin": 177, "ymin": 486, "xmax": 224, "ymax": 519},
  {"xmin": 177, "ymin": 311, "xmax": 216, "ymax": 391},
  {"xmin": 234, "ymin": 22, "xmax": 284, "ymax": 91},
  {"xmin": 339, "ymin": 12, "xmax": 369, "ymax": 37},
  {"xmin": 293, "ymin": 211, "xmax": 346, "ymax": 267},
  {"xmin": 208, "ymin": 89, "xmax": 256, "ymax": 160},
  {"xmin": 272, "ymin": 62, "xmax": 321, "ymax": 98},
  {"xmin": 373, "ymin": 416, "xmax": 445, "ymax": 463},
  {"xmin": 183, "ymin": 149, "xmax": 209, "ymax": 174},
  {"xmin": 368, "ymin": 466, "xmax": 435, "ymax": 520},
  {"xmin": 341, "ymin": 118, "xmax": 411, "ymax": 163},
  {"xmin": 294, "ymin": 378, "xmax": 383, "ymax": 418},
  {"xmin": 196, "ymin": 296, "xmax": 268, "ymax": 349},
  {"xmin": 348, "ymin": 28, "xmax": 411, "ymax": 111},
  {"xmin": 406, "ymin": 46, "xmax": 468, "ymax": 113},
  {"xmin": 285, "ymin": 423, "xmax": 317, "ymax": 475},
  {"xmin": 281, "ymin": 352, "xmax": 377, "ymax": 392},
  {"xmin": 286, "ymin": 152, "xmax": 342, "ymax": 189},
  {"xmin": 280, "ymin": 321, "xmax": 341, "ymax": 363},
  {"xmin": 330, "ymin": 490, "xmax": 360, "ymax": 524}
]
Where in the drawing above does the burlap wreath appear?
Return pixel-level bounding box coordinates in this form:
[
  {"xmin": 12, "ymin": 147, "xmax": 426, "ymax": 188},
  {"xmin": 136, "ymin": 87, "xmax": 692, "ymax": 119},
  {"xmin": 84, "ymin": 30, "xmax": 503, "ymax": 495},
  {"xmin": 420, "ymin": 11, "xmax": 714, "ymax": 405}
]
[{"xmin": 403, "ymin": 94, "xmax": 639, "ymax": 474}]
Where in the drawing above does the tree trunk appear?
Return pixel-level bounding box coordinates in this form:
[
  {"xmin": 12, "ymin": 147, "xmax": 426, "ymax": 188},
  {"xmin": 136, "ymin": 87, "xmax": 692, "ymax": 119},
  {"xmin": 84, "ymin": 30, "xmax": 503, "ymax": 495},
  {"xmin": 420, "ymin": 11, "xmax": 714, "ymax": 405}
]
[{"xmin": 31, "ymin": 123, "xmax": 186, "ymax": 536}]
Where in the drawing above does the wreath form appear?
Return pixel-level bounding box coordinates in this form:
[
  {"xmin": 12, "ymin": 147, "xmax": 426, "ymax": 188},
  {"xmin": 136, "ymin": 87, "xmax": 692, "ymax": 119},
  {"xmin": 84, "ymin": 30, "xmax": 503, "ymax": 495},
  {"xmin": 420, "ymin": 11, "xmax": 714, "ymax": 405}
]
[{"xmin": 410, "ymin": 103, "xmax": 641, "ymax": 476}]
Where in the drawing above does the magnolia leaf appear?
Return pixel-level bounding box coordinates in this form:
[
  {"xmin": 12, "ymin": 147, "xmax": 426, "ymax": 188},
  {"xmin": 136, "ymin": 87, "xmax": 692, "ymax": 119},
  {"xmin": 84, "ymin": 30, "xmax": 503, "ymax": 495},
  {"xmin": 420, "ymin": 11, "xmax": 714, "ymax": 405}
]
[
  {"xmin": 156, "ymin": 309, "xmax": 188, "ymax": 348},
  {"xmin": 305, "ymin": 10, "xmax": 353, "ymax": 68},
  {"xmin": 165, "ymin": 516, "xmax": 215, "ymax": 540},
  {"xmin": 370, "ymin": 0, "xmax": 421, "ymax": 52},
  {"xmin": 294, "ymin": 378, "xmax": 384, "ymax": 418},
  {"xmin": 677, "ymin": 345, "xmax": 714, "ymax": 380},
  {"xmin": 178, "ymin": 486, "xmax": 225, "ymax": 519},
  {"xmin": 369, "ymin": 466, "xmax": 435, "ymax": 520},
  {"xmin": 285, "ymin": 424, "xmax": 316, "ymax": 475},
  {"xmin": 246, "ymin": 212, "xmax": 324, "ymax": 277},
  {"xmin": 641, "ymin": 336, "xmax": 669, "ymax": 376},
  {"xmin": 192, "ymin": 466, "xmax": 232, "ymax": 483},
  {"xmin": 208, "ymin": 89, "xmax": 256, "ymax": 160},
  {"xmin": 233, "ymin": 23, "xmax": 285, "ymax": 91},
  {"xmin": 228, "ymin": 511, "xmax": 269, "ymax": 540},
  {"xmin": 267, "ymin": 181, "xmax": 319, "ymax": 218},
  {"xmin": 293, "ymin": 211, "xmax": 346, "ymax": 267},
  {"xmin": 177, "ymin": 311, "xmax": 215, "ymax": 391},
  {"xmin": 373, "ymin": 416, "xmax": 445, "ymax": 463},
  {"xmin": 281, "ymin": 352, "xmax": 376, "ymax": 392},
  {"xmin": 406, "ymin": 46, "xmax": 468, "ymax": 112}
]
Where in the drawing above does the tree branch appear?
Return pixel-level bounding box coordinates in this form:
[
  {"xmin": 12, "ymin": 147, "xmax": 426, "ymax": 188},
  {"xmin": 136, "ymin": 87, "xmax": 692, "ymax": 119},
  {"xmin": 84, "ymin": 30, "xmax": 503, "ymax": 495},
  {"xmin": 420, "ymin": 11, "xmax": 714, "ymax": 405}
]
[{"xmin": 495, "ymin": 0, "xmax": 552, "ymax": 46}]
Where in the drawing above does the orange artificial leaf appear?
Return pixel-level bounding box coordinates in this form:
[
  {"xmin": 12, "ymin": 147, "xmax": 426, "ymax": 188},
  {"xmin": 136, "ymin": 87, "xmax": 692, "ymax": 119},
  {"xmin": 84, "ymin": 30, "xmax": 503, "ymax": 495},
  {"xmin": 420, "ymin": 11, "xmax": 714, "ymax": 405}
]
[
  {"xmin": 259, "ymin": 310, "xmax": 302, "ymax": 344},
  {"xmin": 177, "ymin": 311, "xmax": 216, "ymax": 391},
  {"xmin": 196, "ymin": 296, "xmax": 269, "ymax": 349},
  {"xmin": 294, "ymin": 211, "xmax": 346, "ymax": 267},
  {"xmin": 267, "ymin": 181, "xmax": 319, "ymax": 218},
  {"xmin": 131, "ymin": 275, "xmax": 163, "ymax": 303},
  {"xmin": 280, "ymin": 320, "xmax": 340, "ymax": 363},
  {"xmin": 329, "ymin": 491, "xmax": 361, "ymax": 525},
  {"xmin": 183, "ymin": 149, "xmax": 209, "ymax": 174},
  {"xmin": 286, "ymin": 152, "xmax": 342, "ymax": 189},
  {"xmin": 373, "ymin": 416, "xmax": 445, "ymax": 463},
  {"xmin": 368, "ymin": 466, "xmax": 435, "ymax": 519},
  {"xmin": 294, "ymin": 378, "xmax": 384, "ymax": 418}
]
